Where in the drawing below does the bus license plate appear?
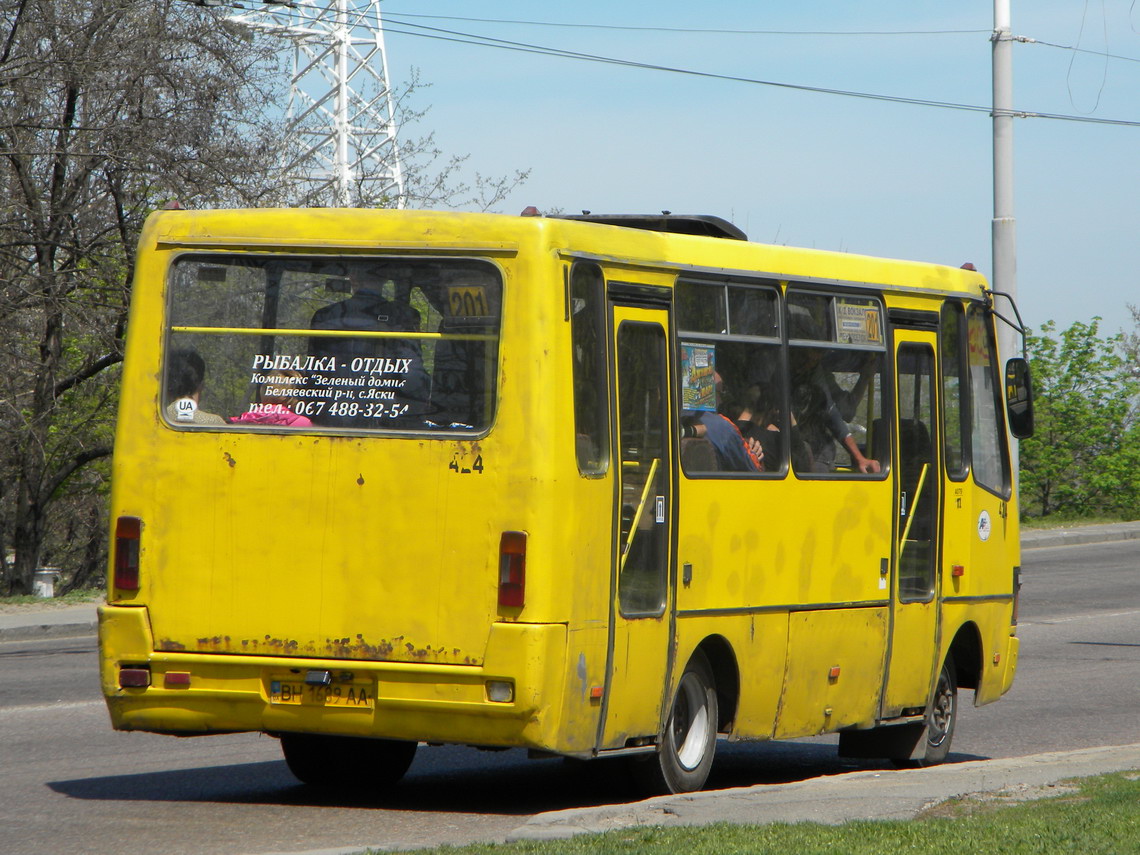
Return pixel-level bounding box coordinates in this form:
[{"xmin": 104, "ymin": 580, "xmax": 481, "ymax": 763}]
[{"xmin": 269, "ymin": 679, "xmax": 374, "ymax": 709}]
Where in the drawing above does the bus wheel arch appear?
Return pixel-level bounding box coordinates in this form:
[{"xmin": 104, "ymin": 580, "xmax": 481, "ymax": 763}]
[
  {"xmin": 946, "ymin": 621, "xmax": 983, "ymax": 692},
  {"xmin": 697, "ymin": 634, "xmax": 740, "ymax": 735}
]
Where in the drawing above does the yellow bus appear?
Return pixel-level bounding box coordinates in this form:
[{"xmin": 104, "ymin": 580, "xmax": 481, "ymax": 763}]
[{"xmin": 99, "ymin": 208, "xmax": 1033, "ymax": 794}]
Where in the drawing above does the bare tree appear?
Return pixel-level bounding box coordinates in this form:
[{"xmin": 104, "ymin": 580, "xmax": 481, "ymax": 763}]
[
  {"xmin": 0, "ymin": 0, "xmax": 286, "ymax": 593},
  {"xmin": 0, "ymin": 2, "xmax": 529, "ymax": 594}
]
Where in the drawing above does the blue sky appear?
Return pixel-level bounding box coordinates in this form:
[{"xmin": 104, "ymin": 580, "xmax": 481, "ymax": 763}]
[{"xmin": 376, "ymin": 2, "xmax": 1139, "ymax": 335}]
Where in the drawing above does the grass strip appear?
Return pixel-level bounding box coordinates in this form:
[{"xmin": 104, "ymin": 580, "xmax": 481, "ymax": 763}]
[{"xmin": 367, "ymin": 772, "xmax": 1140, "ymax": 855}]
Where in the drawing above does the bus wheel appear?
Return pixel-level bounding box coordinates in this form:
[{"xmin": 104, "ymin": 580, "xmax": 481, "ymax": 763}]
[
  {"xmin": 280, "ymin": 733, "xmax": 417, "ymax": 790},
  {"xmin": 635, "ymin": 650, "xmax": 718, "ymax": 794},
  {"xmin": 896, "ymin": 658, "xmax": 957, "ymax": 768}
]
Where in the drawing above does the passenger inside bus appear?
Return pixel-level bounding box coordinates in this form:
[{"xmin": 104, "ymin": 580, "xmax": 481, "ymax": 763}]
[
  {"xmin": 680, "ymin": 371, "xmax": 762, "ymax": 472},
  {"xmin": 164, "ymin": 348, "xmax": 225, "ymax": 426},
  {"xmin": 231, "ymin": 369, "xmax": 312, "ymax": 427},
  {"xmin": 789, "ymin": 347, "xmax": 881, "ymax": 474},
  {"xmin": 307, "ymin": 264, "xmax": 431, "ymax": 428},
  {"xmin": 735, "ymin": 377, "xmax": 805, "ymax": 473}
]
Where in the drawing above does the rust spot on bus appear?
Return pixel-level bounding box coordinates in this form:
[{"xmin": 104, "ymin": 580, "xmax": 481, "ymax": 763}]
[
  {"xmin": 175, "ymin": 633, "xmax": 479, "ymax": 664},
  {"xmin": 222, "ymin": 452, "xmax": 236, "ymax": 468}
]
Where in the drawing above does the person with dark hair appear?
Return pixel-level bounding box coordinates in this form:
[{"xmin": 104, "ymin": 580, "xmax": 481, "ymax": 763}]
[
  {"xmin": 679, "ymin": 371, "xmax": 762, "ymax": 472},
  {"xmin": 164, "ymin": 347, "xmax": 225, "ymax": 425}
]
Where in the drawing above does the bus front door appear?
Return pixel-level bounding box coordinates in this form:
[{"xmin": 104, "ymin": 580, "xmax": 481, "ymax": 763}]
[
  {"xmin": 598, "ymin": 306, "xmax": 674, "ymax": 752},
  {"xmin": 882, "ymin": 337, "xmax": 941, "ymax": 716}
]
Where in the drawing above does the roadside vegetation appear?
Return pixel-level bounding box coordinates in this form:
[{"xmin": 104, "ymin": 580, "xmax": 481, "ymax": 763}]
[
  {"xmin": 0, "ymin": 0, "xmax": 524, "ymax": 597},
  {"xmin": 1019, "ymin": 310, "xmax": 1140, "ymax": 523},
  {"xmin": 367, "ymin": 771, "xmax": 1140, "ymax": 855}
]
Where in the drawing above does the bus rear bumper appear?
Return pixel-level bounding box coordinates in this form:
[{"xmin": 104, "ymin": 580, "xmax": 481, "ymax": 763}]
[{"xmin": 99, "ymin": 605, "xmax": 570, "ymax": 751}]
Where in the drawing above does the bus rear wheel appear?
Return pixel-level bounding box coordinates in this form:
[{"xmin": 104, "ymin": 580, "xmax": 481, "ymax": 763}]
[
  {"xmin": 634, "ymin": 650, "xmax": 718, "ymax": 794},
  {"xmin": 280, "ymin": 733, "xmax": 417, "ymax": 790}
]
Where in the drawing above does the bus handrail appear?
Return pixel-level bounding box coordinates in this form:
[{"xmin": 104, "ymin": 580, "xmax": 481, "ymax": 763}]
[
  {"xmin": 170, "ymin": 325, "xmax": 496, "ymax": 342},
  {"xmin": 620, "ymin": 457, "xmax": 659, "ymax": 571},
  {"xmin": 898, "ymin": 462, "xmax": 929, "ymax": 553}
]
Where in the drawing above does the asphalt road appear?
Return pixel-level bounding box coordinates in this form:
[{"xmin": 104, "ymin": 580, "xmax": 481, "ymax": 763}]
[{"xmin": 1, "ymin": 537, "xmax": 1137, "ymax": 855}]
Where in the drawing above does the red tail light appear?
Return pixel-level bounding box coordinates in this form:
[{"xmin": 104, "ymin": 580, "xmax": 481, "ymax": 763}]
[
  {"xmin": 114, "ymin": 516, "xmax": 142, "ymax": 591},
  {"xmin": 119, "ymin": 666, "xmax": 151, "ymax": 688},
  {"xmin": 498, "ymin": 531, "xmax": 527, "ymax": 608}
]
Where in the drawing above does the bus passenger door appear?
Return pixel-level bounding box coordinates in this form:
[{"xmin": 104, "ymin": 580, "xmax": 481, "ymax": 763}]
[
  {"xmin": 882, "ymin": 337, "xmax": 941, "ymax": 717},
  {"xmin": 598, "ymin": 305, "xmax": 674, "ymax": 751}
]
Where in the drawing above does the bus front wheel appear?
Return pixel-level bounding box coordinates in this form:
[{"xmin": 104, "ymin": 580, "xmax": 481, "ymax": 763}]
[
  {"xmin": 635, "ymin": 650, "xmax": 718, "ymax": 794},
  {"xmin": 895, "ymin": 658, "xmax": 958, "ymax": 768},
  {"xmin": 280, "ymin": 733, "xmax": 417, "ymax": 790}
]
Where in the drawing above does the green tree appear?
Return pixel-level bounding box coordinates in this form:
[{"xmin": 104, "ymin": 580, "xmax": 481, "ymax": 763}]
[
  {"xmin": 0, "ymin": 0, "xmax": 287, "ymax": 594},
  {"xmin": 0, "ymin": 1, "xmax": 527, "ymax": 595},
  {"xmin": 1019, "ymin": 318, "xmax": 1140, "ymax": 520}
]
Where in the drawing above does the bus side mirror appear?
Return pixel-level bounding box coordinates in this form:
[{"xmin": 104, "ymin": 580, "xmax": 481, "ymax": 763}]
[{"xmin": 1005, "ymin": 357, "xmax": 1034, "ymax": 439}]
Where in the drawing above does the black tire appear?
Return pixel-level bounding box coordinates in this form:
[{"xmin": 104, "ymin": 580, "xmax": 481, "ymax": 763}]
[
  {"xmin": 280, "ymin": 733, "xmax": 417, "ymax": 791},
  {"xmin": 634, "ymin": 650, "xmax": 718, "ymax": 794},
  {"xmin": 894, "ymin": 658, "xmax": 957, "ymax": 768}
]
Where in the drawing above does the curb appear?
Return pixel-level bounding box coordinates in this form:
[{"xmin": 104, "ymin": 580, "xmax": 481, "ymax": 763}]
[
  {"xmin": 1021, "ymin": 522, "xmax": 1140, "ymax": 551},
  {"xmin": 0, "ymin": 620, "xmax": 99, "ymax": 642},
  {"xmin": 0, "ymin": 609, "xmax": 99, "ymax": 642},
  {"xmin": 507, "ymin": 743, "xmax": 1140, "ymax": 841}
]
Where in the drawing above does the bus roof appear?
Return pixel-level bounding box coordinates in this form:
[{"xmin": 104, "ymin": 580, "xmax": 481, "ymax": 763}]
[{"xmin": 142, "ymin": 207, "xmax": 989, "ymax": 301}]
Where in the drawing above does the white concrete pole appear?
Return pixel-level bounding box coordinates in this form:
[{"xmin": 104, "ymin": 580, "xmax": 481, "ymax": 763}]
[{"xmin": 993, "ymin": 0, "xmax": 1020, "ymax": 479}]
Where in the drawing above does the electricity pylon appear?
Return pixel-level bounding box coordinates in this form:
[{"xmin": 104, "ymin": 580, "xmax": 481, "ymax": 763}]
[{"xmin": 227, "ymin": 0, "xmax": 405, "ymax": 208}]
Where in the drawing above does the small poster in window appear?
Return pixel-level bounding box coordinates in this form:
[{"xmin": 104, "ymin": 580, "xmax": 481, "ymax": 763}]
[
  {"xmin": 680, "ymin": 343, "xmax": 717, "ymax": 412},
  {"xmin": 834, "ymin": 297, "xmax": 883, "ymax": 346}
]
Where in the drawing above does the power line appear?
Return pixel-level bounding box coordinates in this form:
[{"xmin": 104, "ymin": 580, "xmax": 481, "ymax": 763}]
[
  {"xmin": 382, "ymin": 12, "xmax": 990, "ymax": 38},
  {"xmin": 186, "ymin": 1, "xmax": 1140, "ymax": 128},
  {"xmin": 1022, "ymin": 36, "xmax": 1140, "ymax": 65}
]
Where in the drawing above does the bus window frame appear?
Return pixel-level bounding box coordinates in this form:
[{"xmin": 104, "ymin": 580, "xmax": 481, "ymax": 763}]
[
  {"xmin": 674, "ymin": 277, "xmax": 785, "ymax": 480},
  {"xmin": 786, "ymin": 286, "xmax": 890, "ymax": 481},
  {"xmin": 965, "ymin": 302, "xmax": 1013, "ymax": 501},
  {"xmin": 939, "ymin": 301, "xmax": 970, "ymax": 483},
  {"xmin": 569, "ymin": 260, "xmax": 612, "ymax": 477},
  {"xmin": 159, "ymin": 251, "xmax": 507, "ymax": 437}
]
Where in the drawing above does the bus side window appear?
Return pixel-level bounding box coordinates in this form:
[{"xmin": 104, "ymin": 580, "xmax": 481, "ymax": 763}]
[
  {"xmin": 940, "ymin": 302, "xmax": 968, "ymax": 480},
  {"xmin": 787, "ymin": 292, "xmax": 886, "ymax": 476},
  {"xmin": 570, "ymin": 262, "xmax": 609, "ymax": 476},
  {"xmin": 966, "ymin": 305, "xmax": 1011, "ymax": 496},
  {"xmin": 676, "ymin": 280, "xmax": 784, "ymax": 476}
]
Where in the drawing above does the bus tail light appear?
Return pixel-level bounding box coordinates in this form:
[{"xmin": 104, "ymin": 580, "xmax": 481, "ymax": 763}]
[
  {"xmin": 114, "ymin": 516, "xmax": 142, "ymax": 591},
  {"xmin": 119, "ymin": 666, "xmax": 151, "ymax": 688},
  {"xmin": 498, "ymin": 531, "xmax": 527, "ymax": 608}
]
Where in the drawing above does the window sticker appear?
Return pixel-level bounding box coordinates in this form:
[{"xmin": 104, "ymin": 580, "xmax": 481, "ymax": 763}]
[
  {"xmin": 833, "ymin": 297, "xmax": 882, "ymax": 346},
  {"xmin": 447, "ymin": 285, "xmax": 490, "ymax": 318},
  {"xmin": 172, "ymin": 397, "xmax": 197, "ymax": 422},
  {"xmin": 680, "ymin": 343, "xmax": 717, "ymax": 412}
]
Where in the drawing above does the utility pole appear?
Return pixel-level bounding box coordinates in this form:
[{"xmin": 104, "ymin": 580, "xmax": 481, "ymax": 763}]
[
  {"xmin": 992, "ymin": 0, "xmax": 1021, "ymax": 478},
  {"xmin": 227, "ymin": 0, "xmax": 405, "ymax": 208},
  {"xmin": 992, "ymin": 0, "xmax": 1017, "ymax": 362}
]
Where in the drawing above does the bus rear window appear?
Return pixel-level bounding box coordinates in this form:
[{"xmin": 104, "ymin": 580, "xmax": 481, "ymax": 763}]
[{"xmin": 163, "ymin": 255, "xmax": 502, "ymax": 433}]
